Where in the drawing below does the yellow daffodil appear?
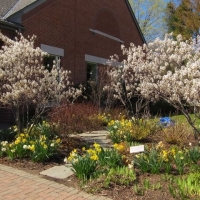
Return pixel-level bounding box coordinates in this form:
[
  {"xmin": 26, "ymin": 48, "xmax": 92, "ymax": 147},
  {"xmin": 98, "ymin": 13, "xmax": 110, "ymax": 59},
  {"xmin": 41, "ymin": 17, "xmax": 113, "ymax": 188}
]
[
  {"xmin": 156, "ymin": 141, "xmax": 164, "ymax": 149},
  {"xmin": 93, "ymin": 143, "xmax": 100, "ymax": 149},
  {"xmin": 9, "ymin": 143, "xmax": 14, "ymax": 147},
  {"xmin": 82, "ymin": 147, "xmax": 86, "ymax": 151},
  {"xmin": 22, "ymin": 139, "xmax": 27, "ymax": 143},
  {"xmin": 87, "ymin": 149, "xmax": 96, "ymax": 155},
  {"xmin": 40, "ymin": 135, "xmax": 46, "ymax": 141},
  {"xmin": 56, "ymin": 138, "xmax": 61, "ymax": 143},
  {"xmin": 90, "ymin": 154, "xmax": 98, "ymax": 161},
  {"xmin": 14, "ymin": 139, "xmax": 20, "ymax": 145},
  {"xmin": 29, "ymin": 145, "xmax": 35, "ymax": 151},
  {"xmin": 161, "ymin": 150, "xmax": 169, "ymax": 162},
  {"xmin": 113, "ymin": 143, "xmax": 118, "ymax": 149},
  {"xmin": 170, "ymin": 148, "xmax": 176, "ymax": 156}
]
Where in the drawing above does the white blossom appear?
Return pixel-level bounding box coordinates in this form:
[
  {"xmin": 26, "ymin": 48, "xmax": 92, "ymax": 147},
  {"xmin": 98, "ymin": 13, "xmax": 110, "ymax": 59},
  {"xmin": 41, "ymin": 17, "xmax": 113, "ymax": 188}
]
[
  {"xmin": 105, "ymin": 33, "xmax": 200, "ymax": 133},
  {"xmin": 0, "ymin": 32, "xmax": 82, "ymax": 129}
]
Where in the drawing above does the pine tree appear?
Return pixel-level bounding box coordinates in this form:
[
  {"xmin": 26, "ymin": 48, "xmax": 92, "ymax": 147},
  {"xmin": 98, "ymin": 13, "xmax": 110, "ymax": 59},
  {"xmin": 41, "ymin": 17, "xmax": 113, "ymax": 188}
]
[{"xmin": 166, "ymin": 0, "xmax": 200, "ymax": 42}]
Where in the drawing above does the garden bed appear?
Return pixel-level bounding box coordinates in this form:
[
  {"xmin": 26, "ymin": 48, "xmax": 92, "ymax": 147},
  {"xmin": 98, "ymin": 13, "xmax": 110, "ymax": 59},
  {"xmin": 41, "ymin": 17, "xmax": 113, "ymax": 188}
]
[
  {"xmin": 0, "ymin": 133, "xmax": 199, "ymax": 200},
  {"xmin": 0, "ymin": 157, "xmax": 175, "ymax": 200}
]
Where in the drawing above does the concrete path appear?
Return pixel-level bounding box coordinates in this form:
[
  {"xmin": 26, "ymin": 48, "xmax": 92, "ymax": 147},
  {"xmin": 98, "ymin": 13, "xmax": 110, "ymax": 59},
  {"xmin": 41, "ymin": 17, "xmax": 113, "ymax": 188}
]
[{"xmin": 0, "ymin": 164, "xmax": 112, "ymax": 200}]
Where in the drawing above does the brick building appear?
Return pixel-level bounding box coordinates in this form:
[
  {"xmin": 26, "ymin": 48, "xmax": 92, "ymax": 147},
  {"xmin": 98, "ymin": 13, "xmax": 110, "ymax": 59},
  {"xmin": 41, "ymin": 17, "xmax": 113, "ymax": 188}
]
[{"xmin": 0, "ymin": 0, "xmax": 145, "ymax": 124}]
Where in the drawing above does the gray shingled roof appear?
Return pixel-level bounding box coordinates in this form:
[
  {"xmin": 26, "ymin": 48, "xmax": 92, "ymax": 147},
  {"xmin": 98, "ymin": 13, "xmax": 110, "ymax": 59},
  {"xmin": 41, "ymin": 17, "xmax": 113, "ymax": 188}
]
[
  {"xmin": 0, "ymin": 0, "xmax": 37, "ymax": 19},
  {"xmin": 0, "ymin": 0, "xmax": 19, "ymax": 18}
]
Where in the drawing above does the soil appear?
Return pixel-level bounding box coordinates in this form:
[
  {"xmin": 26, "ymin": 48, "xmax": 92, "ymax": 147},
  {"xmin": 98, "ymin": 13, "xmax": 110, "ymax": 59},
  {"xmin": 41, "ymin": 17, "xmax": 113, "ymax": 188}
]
[{"xmin": 0, "ymin": 134, "xmax": 199, "ymax": 200}]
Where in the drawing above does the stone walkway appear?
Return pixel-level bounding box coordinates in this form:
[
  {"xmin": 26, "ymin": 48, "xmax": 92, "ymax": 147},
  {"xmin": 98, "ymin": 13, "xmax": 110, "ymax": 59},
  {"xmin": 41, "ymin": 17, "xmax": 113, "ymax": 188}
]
[
  {"xmin": 0, "ymin": 164, "xmax": 112, "ymax": 200},
  {"xmin": 73, "ymin": 130, "xmax": 112, "ymax": 149},
  {"xmin": 40, "ymin": 130, "xmax": 113, "ymax": 179}
]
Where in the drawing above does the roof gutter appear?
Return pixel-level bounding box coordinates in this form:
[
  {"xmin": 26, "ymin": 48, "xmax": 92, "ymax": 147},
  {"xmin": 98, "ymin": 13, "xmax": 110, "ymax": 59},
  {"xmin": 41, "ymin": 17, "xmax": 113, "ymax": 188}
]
[
  {"xmin": 0, "ymin": 19, "xmax": 24, "ymax": 31},
  {"xmin": 125, "ymin": 0, "xmax": 146, "ymax": 44}
]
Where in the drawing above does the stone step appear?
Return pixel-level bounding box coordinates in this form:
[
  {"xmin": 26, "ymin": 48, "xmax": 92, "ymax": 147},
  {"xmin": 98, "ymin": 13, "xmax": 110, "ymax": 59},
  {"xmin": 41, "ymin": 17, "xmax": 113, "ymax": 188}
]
[
  {"xmin": 40, "ymin": 130, "xmax": 113, "ymax": 179},
  {"xmin": 73, "ymin": 130, "xmax": 113, "ymax": 149}
]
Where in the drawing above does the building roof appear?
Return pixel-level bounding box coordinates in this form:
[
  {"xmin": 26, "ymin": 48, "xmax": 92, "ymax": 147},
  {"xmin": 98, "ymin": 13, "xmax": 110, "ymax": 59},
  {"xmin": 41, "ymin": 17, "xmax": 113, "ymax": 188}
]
[
  {"xmin": 124, "ymin": 0, "xmax": 146, "ymax": 43},
  {"xmin": 0, "ymin": 0, "xmax": 18, "ymax": 18},
  {"xmin": 0, "ymin": 0, "xmax": 145, "ymax": 43},
  {"xmin": 0, "ymin": 0, "xmax": 37, "ymax": 19}
]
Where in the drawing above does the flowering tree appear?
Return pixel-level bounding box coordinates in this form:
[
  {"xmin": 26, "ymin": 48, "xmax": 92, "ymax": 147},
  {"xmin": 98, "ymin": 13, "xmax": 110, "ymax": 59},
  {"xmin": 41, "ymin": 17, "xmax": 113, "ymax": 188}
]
[
  {"xmin": 106, "ymin": 33, "xmax": 200, "ymax": 138},
  {"xmin": 105, "ymin": 54, "xmax": 150, "ymax": 117},
  {"xmin": 0, "ymin": 32, "xmax": 82, "ymax": 131}
]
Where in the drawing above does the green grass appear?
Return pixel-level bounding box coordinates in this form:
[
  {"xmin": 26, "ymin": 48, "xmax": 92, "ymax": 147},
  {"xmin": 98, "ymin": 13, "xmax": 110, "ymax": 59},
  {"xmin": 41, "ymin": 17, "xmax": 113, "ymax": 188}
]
[{"xmin": 171, "ymin": 114, "xmax": 200, "ymax": 128}]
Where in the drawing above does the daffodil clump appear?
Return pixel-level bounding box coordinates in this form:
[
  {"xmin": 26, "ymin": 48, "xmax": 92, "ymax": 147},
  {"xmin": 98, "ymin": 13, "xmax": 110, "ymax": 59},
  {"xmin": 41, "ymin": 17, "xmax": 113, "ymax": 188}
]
[
  {"xmin": 0, "ymin": 122, "xmax": 61, "ymax": 162},
  {"xmin": 64, "ymin": 143, "xmax": 101, "ymax": 181},
  {"xmin": 107, "ymin": 118, "xmax": 158, "ymax": 143},
  {"xmin": 64, "ymin": 143, "xmax": 123, "ymax": 182},
  {"xmin": 134, "ymin": 141, "xmax": 200, "ymax": 175},
  {"xmin": 113, "ymin": 142, "xmax": 127, "ymax": 154},
  {"xmin": 97, "ymin": 113, "xmax": 111, "ymax": 126}
]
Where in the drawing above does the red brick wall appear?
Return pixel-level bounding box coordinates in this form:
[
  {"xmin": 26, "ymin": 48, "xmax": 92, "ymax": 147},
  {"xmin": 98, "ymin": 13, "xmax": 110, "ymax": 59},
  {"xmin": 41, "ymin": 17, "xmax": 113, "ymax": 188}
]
[
  {"xmin": 0, "ymin": 29, "xmax": 16, "ymax": 47},
  {"xmin": 0, "ymin": 29, "xmax": 16, "ymax": 39},
  {"xmin": 0, "ymin": 108, "xmax": 14, "ymax": 124},
  {"xmin": 21, "ymin": 0, "xmax": 144, "ymax": 85}
]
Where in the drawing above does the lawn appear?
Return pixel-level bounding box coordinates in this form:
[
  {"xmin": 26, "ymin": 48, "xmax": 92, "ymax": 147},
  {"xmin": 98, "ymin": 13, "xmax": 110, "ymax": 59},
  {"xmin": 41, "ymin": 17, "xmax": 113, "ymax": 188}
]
[{"xmin": 171, "ymin": 114, "xmax": 200, "ymax": 127}]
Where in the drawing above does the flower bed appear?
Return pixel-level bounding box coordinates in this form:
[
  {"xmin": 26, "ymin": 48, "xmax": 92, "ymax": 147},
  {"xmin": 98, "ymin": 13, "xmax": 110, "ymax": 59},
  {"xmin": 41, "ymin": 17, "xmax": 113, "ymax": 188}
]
[
  {"xmin": 0, "ymin": 122, "xmax": 61, "ymax": 162},
  {"xmin": 0, "ymin": 115, "xmax": 200, "ymax": 200}
]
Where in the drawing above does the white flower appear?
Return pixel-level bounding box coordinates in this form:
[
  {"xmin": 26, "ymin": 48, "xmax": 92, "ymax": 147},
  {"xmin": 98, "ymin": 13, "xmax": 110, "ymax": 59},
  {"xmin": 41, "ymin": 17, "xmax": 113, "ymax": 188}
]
[
  {"xmin": 11, "ymin": 149, "xmax": 15, "ymax": 153},
  {"xmin": 1, "ymin": 141, "xmax": 8, "ymax": 146},
  {"xmin": 23, "ymin": 145, "xmax": 28, "ymax": 149},
  {"xmin": 50, "ymin": 143, "xmax": 54, "ymax": 147},
  {"xmin": 128, "ymin": 164, "xmax": 133, "ymax": 169},
  {"xmin": 64, "ymin": 157, "xmax": 68, "ymax": 163},
  {"xmin": 1, "ymin": 147, "xmax": 6, "ymax": 152}
]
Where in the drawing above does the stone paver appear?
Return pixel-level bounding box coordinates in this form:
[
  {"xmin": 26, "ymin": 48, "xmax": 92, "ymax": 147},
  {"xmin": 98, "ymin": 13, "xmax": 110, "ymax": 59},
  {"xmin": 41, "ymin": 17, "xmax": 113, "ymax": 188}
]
[
  {"xmin": 40, "ymin": 165, "xmax": 74, "ymax": 179},
  {"xmin": 39, "ymin": 130, "xmax": 113, "ymax": 179},
  {"xmin": 0, "ymin": 164, "xmax": 112, "ymax": 200},
  {"xmin": 74, "ymin": 130, "xmax": 113, "ymax": 148}
]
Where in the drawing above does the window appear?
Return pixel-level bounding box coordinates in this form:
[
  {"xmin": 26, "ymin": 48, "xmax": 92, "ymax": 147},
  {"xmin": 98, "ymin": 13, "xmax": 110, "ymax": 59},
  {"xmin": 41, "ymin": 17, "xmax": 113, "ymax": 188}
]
[
  {"xmin": 43, "ymin": 55, "xmax": 60, "ymax": 72},
  {"xmin": 43, "ymin": 55, "xmax": 61, "ymax": 107},
  {"xmin": 87, "ymin": 62, "xmax": 97, "ymax": 81}
]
